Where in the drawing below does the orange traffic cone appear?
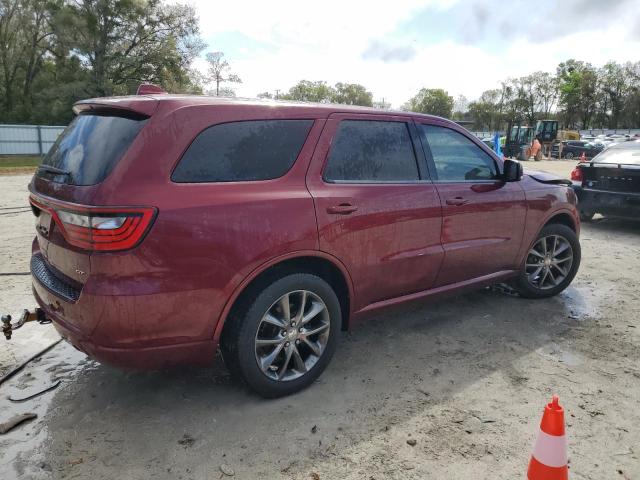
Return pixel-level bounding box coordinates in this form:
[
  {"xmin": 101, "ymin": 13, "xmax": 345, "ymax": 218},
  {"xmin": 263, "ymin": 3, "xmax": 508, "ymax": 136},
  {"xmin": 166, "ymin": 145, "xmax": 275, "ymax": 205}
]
[
  {"xmin": 527, "ymin": 395, "xmax": 568, "ymax": 480},
  {"xmin": 579, "ymin": 152, "xmax": 587, "ymax": 163}
]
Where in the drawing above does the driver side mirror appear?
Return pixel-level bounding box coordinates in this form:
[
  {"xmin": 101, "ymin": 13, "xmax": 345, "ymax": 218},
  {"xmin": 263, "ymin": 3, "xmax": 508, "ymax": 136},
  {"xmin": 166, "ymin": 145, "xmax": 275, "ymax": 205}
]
[{"xmin": 503, "ymin": 159, "xmax": 523, "ymax": 182}]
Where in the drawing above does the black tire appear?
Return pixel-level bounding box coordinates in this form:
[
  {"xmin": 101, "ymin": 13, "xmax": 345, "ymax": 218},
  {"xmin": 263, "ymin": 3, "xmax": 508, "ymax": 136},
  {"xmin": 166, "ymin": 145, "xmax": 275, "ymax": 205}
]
[
  {"xmin": 565, "ymin": 152, "xmax": 574, "ymax": 160},
  {"xmin": 512, "ymin": 223, "xmax": 581, "ymax": 299},
  {"xmin": 220, "ymin": 273, "xmax": 341, "ymax": 398},
  {"xmin": 579, "ymin": 210, "xmax": 595, "ymax": 222}
]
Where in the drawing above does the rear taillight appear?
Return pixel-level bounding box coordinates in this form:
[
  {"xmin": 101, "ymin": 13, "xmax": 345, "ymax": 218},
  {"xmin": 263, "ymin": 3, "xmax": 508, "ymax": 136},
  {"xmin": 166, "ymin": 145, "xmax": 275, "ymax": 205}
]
[
  {"xmin": 570, "ymin": 167, "xmax": 583, "ymax": 182},
  {"xmin": 30, "ymin": 197, "xmax": 156, "ymax": 252}
]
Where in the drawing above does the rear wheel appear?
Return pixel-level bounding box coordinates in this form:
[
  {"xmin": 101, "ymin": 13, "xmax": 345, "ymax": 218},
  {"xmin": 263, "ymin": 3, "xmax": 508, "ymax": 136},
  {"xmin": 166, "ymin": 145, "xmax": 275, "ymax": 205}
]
[
  {"xmin": 220, "ymin": 273, "xmax": 341, "ymax": 397},
  {"xmin": 565, "ymin": 152, "xmax": 575, "ymax": 160},
  {"xmin": 512, "ymin": 224, "xmax": 581, "ymax": 299}
]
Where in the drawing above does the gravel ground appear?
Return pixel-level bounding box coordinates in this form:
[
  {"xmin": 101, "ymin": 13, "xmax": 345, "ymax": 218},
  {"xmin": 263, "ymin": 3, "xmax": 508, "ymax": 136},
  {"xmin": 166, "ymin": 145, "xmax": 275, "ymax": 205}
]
[{"xmin": 0, "ymin": 161, "xmax": 638, "ymax": 480}]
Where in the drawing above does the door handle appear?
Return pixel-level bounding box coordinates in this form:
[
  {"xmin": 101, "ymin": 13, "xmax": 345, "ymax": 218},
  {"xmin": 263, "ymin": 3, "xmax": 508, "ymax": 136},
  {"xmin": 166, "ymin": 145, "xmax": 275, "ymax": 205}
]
[
  {"xmin": 445, "ymin": 197, "xmax": 469, "ymax": 206},
  {"xmin": 327, "ymin": 203, "xmax": 358, "ymax": 215}
]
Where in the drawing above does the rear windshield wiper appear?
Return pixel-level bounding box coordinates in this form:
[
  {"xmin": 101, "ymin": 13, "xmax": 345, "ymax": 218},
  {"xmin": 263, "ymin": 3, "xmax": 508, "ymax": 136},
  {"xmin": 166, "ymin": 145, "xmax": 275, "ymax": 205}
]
[{"xmin": 37, "ymin": 165, "xmax": 71, "ymax": 176}]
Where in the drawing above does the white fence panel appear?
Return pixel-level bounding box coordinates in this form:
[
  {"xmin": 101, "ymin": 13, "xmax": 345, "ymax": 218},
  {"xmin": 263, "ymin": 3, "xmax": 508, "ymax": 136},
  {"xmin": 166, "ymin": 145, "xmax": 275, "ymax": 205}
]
[{"xmin": 0, "ymin": 124, "xmax": 66, "ymax": 155}]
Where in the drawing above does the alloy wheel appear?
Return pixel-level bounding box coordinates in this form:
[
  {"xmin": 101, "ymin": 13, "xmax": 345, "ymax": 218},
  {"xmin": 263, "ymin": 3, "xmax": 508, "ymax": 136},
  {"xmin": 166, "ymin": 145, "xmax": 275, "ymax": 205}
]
[
  {"xmin": 254, "ymin": 290, "xmax": 330, "ymax": 381},
  {"xmin": 525, "ymin": 235, "xmax": 574, "ymax": 290}
]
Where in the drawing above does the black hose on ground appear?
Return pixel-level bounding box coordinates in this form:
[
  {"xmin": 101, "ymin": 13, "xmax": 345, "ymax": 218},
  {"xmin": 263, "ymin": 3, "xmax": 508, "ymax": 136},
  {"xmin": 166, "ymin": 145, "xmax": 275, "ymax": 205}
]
[{"xmin": 0, "ymin": 339, "xmax": 62, "ymax": 387}]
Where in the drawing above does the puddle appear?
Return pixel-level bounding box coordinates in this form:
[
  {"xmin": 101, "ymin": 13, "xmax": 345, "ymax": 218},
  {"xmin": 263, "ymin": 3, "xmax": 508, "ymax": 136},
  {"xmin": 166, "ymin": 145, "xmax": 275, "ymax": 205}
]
[
  {"xmin": 0, "ymin": 342, "xmax": 88, "ymax": 479},
  {"xmin": 553, "ymin": 284, "xmax": 602, "ymax": 321}
]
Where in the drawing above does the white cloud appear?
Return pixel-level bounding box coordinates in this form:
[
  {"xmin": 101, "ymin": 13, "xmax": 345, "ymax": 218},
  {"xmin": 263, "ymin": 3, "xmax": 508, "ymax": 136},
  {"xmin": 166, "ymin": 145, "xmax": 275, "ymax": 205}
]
[{"xmin": 185, "ymin": 0, "xmax": 640, "ymax": 107}]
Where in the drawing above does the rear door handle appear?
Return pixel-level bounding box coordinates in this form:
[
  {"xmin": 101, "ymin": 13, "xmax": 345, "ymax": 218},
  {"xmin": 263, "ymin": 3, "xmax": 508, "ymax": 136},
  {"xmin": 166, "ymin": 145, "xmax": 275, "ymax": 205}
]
[
  {"xmin": 327, "ymin": 203, "xmax": 358, "ymax": 215},
  {"xmin": 445, "ymin": 197, "xmax": 469, "ymax": 206}
]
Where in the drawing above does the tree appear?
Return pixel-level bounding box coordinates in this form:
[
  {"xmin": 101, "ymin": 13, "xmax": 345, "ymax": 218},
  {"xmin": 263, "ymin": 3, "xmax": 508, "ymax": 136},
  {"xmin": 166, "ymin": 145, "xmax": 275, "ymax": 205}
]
[
  {"xmin": 556, "ymin": 59, "xmax": 597, "ymax": 128},
  {"xmin": 205, "ymin": 51, "xmax": 241, "ymax": 96},
  {"xmin": 468, "ymin": 89, "xmax": 502, "ymax": 130},
  {"xmin": 453, "ymin": 94, "xmax": 469, "ymax": 120},
  {"xmin": 331, "ymin": 82, "xmax": 373, "ymax": 106},
  {"xmin": 404, "ymin": 88, "xmax": 454, "ymax": 117},
  {"xmin": 514, "ymin": 75, "xmax": 537, "ymax": 125},
  {"xmin": 0, "ymin": 0, "xmax": 55, "ymax": 122},
  {"xmin": 533, "ymin": 72, "xmax": 559, "ymax": 117},
  {"xmin": 277, "ymin": 80, "xmax": 373, "ymax": 106},
  {"xmin": 280, "ymin": 80, "xmax": 334, "ymax": 103},
  {"xmin": 622, "ymin": 61, "xmax": 640, "ymax": 128},
  {"xmin": 52, "ymin": 0, "xmax": 204, "ymax": 98},
  {"xmin": 598, "ymin": 61, "xmax": 633, "ymax": 128}
]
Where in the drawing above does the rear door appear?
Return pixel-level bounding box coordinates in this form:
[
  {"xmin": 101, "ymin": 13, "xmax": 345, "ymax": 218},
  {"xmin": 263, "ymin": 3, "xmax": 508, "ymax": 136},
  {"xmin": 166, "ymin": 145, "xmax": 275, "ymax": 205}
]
[
  {"xmin": 306, "ymin": 113, "xmax": 443, "ymax": 310},
  {"xmin": 416, "ymin": 122, "xmax": 526, "ymax": 286}
]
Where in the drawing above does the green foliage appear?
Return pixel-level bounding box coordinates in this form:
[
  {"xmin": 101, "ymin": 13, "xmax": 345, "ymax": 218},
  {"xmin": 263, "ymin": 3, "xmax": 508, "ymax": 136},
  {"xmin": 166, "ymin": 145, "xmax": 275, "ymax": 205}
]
[
  {"xmin": 279, "ymin": 80, "xmax": 373, "ymax": 106},
  {"xmin": 556, "ymin": 59, "xmax": 598, "ymax": 128},
  {"xmin": 332, "ymin": 82, "xmax": 373, "ymax": 106},
  {"xmin": 280, "ymin": 80, "xmax": 334, "ymax": 103},
  {"xmin": 467, "ymin": 60, "xmax": 640, "ymax": 130},
  {"xmin": 403, "ymin": 88, "xmax": 454, "ymax": 118},
  {"xmin": 0, "ymin": 0, "xmax": 205, "ymax": 124}
]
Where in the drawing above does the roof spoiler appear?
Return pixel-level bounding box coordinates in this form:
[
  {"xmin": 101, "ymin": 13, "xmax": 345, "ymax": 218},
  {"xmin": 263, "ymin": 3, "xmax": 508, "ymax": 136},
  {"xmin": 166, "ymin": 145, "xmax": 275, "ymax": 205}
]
[{"xmin": 136, "ymin": 83, "xmax": 167, "ymax": 95}]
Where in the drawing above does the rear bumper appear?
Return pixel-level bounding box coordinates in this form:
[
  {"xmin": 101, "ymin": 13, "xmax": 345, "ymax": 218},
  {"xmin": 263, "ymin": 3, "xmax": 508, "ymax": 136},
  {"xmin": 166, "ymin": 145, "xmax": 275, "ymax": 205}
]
[
  {"xmin": 573, "ymin": 185, "xmax": 640, "ymax": 218},
  {"xmin": 31, "ymin": 260, "xmax": 219, "ymax": 370},
  {"xmin": 47, "ymin": 309, "xmax": 216, "ymax": 369}
]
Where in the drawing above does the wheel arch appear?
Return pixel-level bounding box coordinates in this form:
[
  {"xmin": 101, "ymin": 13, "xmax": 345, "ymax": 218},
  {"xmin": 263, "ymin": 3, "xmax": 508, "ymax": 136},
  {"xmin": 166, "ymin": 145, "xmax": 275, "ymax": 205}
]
[
  {"xmin": 544, "ymin": 211, "xmax": 578, "ymax": 232},
  {"xmin": 517, "ymin": 207, "xmax": 579, "ymax": 266},
  {"xmin": 214, "ymin": 251, "xmax": 354, "ymax": 345}
]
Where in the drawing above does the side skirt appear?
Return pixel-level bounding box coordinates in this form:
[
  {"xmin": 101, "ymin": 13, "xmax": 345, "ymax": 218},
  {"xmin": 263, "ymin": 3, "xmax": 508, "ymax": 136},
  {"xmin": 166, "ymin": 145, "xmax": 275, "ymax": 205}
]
[{"xmin": 352, "ymin": 269, "xmax": 518, "ymax": 320}]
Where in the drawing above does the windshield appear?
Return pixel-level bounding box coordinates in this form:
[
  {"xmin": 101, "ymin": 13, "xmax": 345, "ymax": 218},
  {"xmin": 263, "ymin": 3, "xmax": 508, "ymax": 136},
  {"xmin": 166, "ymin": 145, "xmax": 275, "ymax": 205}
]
[
  {"xmin": 38, "ymin": 112, "xmax": 147, "ymax": 185},
  {"xmin": 592, "ymin": 143, "xmax": 640, "ymax": 165}
]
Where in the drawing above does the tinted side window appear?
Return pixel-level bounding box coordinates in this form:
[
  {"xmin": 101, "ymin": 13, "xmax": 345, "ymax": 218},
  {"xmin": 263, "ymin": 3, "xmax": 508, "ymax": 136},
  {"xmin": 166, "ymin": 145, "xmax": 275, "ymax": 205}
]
[
  {"xmin": 419, "ymin": 125, "xmax": 498, "ymax": 181},
  {"xmin": 172, "ymin": 120, "xmax": 313, "ymax": 182},
  {"xmin": 324, "ymin": 120, "xmax": 419, "ymax": 182}
]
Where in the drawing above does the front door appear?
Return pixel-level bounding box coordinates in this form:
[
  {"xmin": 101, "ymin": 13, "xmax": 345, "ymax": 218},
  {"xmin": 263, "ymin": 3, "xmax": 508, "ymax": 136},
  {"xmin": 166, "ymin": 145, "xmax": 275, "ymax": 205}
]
[
  {"xmin": 306, "ymin": 114, "xmax": 443, "ymax": 311},
  {"xmin": 416, "ymin": 122, "xmax": 527, "ymax": 286}
]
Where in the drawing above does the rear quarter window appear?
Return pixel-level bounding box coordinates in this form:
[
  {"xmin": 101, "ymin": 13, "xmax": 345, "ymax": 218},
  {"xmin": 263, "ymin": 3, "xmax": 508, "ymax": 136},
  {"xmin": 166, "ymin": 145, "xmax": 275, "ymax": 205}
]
[{"xmin": 171, "ymin": 120, "xmax": 313, "ymax": 183}]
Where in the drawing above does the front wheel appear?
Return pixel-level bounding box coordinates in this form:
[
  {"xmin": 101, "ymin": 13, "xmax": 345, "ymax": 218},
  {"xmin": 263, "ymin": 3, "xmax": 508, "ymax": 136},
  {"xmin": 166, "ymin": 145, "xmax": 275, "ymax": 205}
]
[
  {"xmin": 220, "ymin": 273, "xmax": 341, "ymax": 397},
  {"xmin": 565, "ymin": 152, "xmax": 575, "ymax": 160},
  {"xmin": 512, "ymin": 224, "xmax": 581, "ymax": 299}
]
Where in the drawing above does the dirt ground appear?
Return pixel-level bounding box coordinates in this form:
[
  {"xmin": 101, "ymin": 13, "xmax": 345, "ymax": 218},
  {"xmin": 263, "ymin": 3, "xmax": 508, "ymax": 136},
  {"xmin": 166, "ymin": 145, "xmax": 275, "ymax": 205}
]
[{"xmin": 0, "ymin": 161, "xmax": 638, "ymax": 480}]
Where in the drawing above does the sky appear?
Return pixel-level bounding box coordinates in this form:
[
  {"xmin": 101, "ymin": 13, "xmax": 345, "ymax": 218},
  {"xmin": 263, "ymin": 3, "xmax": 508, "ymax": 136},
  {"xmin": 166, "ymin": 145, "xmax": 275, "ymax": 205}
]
[{"xmin": 188, "ymin": 0, "xmax": 640, "ymax": 108}]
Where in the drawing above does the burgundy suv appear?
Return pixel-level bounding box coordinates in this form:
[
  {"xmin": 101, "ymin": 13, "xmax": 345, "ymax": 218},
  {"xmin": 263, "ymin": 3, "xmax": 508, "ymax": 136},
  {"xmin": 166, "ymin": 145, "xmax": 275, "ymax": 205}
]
[{"xmin": 26, "ymin": 92, "xmax": 581, "ymax": 397}]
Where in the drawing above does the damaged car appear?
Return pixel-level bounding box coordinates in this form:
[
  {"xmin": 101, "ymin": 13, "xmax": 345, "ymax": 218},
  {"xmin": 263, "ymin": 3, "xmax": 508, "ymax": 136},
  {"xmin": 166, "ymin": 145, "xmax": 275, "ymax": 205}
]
[{"xmin": 3, "ymin": 87, "xmax": 582, "ymax": 397}]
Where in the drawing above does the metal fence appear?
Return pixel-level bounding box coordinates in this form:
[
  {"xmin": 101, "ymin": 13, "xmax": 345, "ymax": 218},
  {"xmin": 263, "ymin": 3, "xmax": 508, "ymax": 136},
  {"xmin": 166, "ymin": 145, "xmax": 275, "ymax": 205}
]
[
  {"xmin": 0, "ymin": 124, "xmax": 65, "ymax": 156},
  {"xmin": 579, "ymin": 129, "xmax": 640, "ymax": 137}
]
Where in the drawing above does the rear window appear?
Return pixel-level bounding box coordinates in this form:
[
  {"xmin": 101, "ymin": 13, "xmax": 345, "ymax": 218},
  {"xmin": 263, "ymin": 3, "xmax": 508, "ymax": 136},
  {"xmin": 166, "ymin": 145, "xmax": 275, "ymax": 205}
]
[
  {"xmin": 171, "ymin": 120, "xmax": 313, "ymax": 183},
  {"xmin": 38, "ymin": 113, "xmax": 147, "ymax": 186},
  {"xmin": 593, "ymin": 143, "xmax": 640, "ymax": 165}
]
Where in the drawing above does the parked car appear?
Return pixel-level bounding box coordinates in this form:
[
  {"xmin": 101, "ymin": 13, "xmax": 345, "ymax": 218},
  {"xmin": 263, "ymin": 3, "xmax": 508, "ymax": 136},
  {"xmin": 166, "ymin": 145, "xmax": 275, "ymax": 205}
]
[
  {"xmin": 481, "ymin": 137, "xmax": 495, "ymax": 149},
  {"xmin": 20, "ymin": 89, "xmax": 581, "ymax": 397},
  {"xmin": 571, "ymin": 141, "xmax": 640, "ymax": 221},
  {"xmin": 552, "ymin": 140, "xmax": 604, "ymax": 159}
]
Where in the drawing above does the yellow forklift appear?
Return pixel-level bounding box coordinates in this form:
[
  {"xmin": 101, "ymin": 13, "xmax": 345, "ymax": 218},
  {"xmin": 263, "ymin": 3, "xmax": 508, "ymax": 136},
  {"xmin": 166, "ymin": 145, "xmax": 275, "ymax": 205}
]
[{"xmin": 505, "ymin": 120, "xmax": 559, "ymax": 160}]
